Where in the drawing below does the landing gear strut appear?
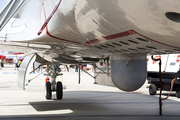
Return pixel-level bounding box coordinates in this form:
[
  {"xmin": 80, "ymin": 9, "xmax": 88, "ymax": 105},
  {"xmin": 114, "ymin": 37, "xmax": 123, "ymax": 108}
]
[{"xmin": 45, "ymin": 65, "xmax": 63, "ymax": 100}]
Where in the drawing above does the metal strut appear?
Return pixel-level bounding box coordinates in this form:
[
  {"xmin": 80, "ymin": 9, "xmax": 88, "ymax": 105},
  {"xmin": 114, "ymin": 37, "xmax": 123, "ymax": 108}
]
[
  {"xmin": 79, "ymin": 66, "xmax": 95, "ymax": 78},
  {"xmin": 77, "ymin": 64, "xmax": 110, "ymax": 84},
  {"xmin": 28, "ymin": 68, "xmax": 47, "ymax": 83},
  {"xmin": 78, "ymin": 64, "xmax": 81, "ymax": 84},
  {"xmin": 77, "ymin": 64, "xmax": 96, "ymax": 84},
  {"xmin": 93, "ymin": 64, "xmax": 111, "ymax": 76}
]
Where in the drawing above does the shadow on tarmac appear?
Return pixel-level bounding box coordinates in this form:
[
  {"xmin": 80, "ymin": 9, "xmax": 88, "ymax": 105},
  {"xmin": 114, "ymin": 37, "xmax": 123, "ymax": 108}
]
[{"xmin": 1, "ymin": 91, "xmax": 180, "ymax": 120}]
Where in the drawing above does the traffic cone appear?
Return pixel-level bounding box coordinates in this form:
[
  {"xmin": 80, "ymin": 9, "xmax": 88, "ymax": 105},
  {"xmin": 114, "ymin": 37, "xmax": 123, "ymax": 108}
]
[{"xmin": 45, "ymin": 76, "xmax": 49, "ymax": 83}]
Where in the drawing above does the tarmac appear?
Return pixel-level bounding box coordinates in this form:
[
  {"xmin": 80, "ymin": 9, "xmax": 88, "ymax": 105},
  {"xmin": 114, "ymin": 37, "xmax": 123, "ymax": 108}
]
[{"xmin": 0, "ymin": 64, "xmax": 180, "ymax": 120}]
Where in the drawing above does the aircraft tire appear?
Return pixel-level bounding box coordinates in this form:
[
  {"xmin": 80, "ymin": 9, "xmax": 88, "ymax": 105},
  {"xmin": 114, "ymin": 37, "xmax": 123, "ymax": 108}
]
[
  {"xmin": 149, "ymin": 84, "xmax": 157, "ymax": 95},
  {"xmin": 56, "ymin": 81, "xmax": 63, "ymax": 99},
  {"xmin": 45, "ymin": 82, "xmax": 52, "ymax": 100},
  {"xmin": 176, "ymin": 91, "xmax": 180, "ymax": 98}
]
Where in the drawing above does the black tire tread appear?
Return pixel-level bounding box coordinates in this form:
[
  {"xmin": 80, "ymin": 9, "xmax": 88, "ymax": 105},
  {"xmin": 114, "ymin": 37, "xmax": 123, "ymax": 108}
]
[
  {"xmin": 46, "ymin": 82, "xmax": 52, "ymax": 100},
  {"xmin": 56, "ymin": 81, "xmax": 63, "ymax": 99},
  {"xmin": 176, "ymin": 91, "xmax": 180, "ymax": 98}
]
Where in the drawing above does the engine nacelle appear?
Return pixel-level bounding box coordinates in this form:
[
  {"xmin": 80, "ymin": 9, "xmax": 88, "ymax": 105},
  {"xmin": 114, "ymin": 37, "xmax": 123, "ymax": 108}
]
[{"xmin": 111, "ymin": 55, "xmax": 147, "ymax": 91}]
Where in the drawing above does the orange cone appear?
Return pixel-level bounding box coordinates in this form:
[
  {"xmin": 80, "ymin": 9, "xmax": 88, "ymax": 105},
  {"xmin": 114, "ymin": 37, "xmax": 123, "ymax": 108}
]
[{"xmin": 45, "ymin": 76, "xmax": 49, "ymax": 83}]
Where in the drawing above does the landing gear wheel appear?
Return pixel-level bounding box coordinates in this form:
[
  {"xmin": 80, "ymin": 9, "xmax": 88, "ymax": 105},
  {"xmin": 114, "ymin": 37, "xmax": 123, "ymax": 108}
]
[
  {"xmin": 176, "ymin": 91, "xmax": 180, "ymax": 98},
  {"xmin": 56, "ymin": 81, "xmax": 63, "ymax": 99},
  {"xmin": 149, "ymin": 84, "xmax": 157, "ymax": 95},
  {"xmin": 45, "ymin": 82, "xmax": 52, "ymax": 100}
]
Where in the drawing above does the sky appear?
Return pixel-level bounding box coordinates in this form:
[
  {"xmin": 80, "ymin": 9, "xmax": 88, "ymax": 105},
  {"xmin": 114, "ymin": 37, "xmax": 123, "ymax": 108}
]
[{"xmin": 0, "ymin": 0, "xmax": 8, "ymax": 12}]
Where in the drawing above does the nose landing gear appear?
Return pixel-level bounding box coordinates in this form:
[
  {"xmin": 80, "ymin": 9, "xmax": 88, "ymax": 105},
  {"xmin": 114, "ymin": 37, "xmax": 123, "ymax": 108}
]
[{"xmin": 45, "ymin": 65, "xmax": 63, "ymax": 100}]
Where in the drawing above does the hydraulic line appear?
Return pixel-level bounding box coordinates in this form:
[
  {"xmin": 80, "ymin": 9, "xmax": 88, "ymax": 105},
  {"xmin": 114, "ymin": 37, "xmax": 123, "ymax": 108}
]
[
  {"xmin": 151, "ymin": 56, "xmax": 175, "ymax": 115},
  {"xmin": 161, "ymin": 78, "xmax": 176, "ymax": 100}
]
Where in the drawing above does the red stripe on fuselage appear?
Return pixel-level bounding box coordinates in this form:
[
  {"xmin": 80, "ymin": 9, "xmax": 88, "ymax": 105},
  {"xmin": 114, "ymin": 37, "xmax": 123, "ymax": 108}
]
[
  {"xmin": 38, "ymin": 0, "xmax": 62, "ymax": 35},
  {"xmin": 42, "ymin": 2, "xmax": 83, "ymax": 45},
  {"xmin": 41, "ymin": 2, "xmax": 180, "ymax": 49},
  {"xmin": 133, "ymin": 31, "xmax": 180, "ymax": 49},
  {"xmin": 84, "ymin": 30, "xmax": 136, "ymax": 45}
]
